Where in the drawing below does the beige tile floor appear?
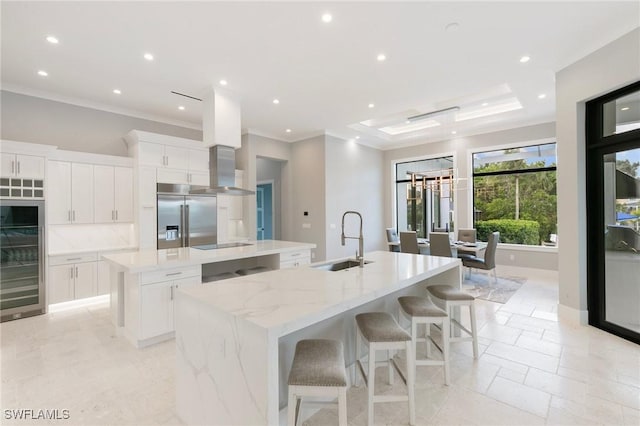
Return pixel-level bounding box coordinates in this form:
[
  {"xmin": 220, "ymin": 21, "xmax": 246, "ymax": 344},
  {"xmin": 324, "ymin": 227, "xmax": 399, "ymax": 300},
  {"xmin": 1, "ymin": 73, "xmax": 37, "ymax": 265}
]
[{"xmin": 1, "ymin": 266, "xmax": 638, "ymax": 425}]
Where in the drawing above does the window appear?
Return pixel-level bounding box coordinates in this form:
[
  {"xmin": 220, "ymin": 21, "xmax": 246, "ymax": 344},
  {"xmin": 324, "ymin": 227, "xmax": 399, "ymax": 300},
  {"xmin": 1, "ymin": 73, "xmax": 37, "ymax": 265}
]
[
  {"xmin": 395, "ymin": 156, "xmax": 454, "ymax": 238},
  {"xmin": 472, "ymin": 143, "xmax": 557, "ymax": 245}
]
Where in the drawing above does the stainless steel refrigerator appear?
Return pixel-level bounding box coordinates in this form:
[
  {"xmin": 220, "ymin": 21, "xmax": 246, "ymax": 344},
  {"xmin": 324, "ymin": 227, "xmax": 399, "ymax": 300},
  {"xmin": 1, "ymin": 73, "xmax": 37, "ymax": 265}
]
[
  {"xmin": 0, "ymin": 200, "xmax": 45, "ymax": 322},
  {"xmin": 157, "ymin": 184, "xmax": 217, "ymax": 249}
]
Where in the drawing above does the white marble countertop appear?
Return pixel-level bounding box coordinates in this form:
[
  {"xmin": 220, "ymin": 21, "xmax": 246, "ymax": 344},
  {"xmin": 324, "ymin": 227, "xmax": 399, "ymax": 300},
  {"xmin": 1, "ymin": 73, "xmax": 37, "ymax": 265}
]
[
  {"xmin": 101, "ymin": 240, "xmax": 316, "ymax": 273},
  {"xmin": 178, "ymin": 250, "xmax": 460, "ymax": 337}
]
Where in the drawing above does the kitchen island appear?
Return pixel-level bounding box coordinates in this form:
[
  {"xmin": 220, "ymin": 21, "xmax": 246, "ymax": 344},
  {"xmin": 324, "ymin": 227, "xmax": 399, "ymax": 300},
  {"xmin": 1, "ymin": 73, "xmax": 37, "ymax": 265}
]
[
  {"xmin": 174, "ymin": 250, "xmax": 461, "ymax": 426},
  {"xmin": 101, "ymin": 240, "xmax": 315, "ymax": 347}
]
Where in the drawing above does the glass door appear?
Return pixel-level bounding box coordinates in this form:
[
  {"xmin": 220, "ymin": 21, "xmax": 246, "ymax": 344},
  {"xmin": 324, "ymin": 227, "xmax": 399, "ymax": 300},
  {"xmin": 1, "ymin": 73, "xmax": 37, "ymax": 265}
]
[
  {"xmin": 0, "ymin": 201, "xmax": 44, "ymax": 319},
  {"xmin": 586, "ymin": 81, "xmax": 640, "ymax": 344}
]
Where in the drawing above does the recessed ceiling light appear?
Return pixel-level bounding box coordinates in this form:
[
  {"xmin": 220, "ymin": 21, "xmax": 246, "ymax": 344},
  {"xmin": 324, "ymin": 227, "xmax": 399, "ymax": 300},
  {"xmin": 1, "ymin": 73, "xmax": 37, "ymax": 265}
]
[
  {"xmin": 113, "ymin": 89, "xmax": 121, "ymax": 95},
  {"xmin": 273, "ymin": 99, "xmax": 280, "ymax": 105},
  {"xmin": 481, "ymin": 102, "xmax": 489, "ymax": 107},
  {"xmin": 519, "ymin": 55, "xmax": 531, "ymax": 63},
  {"xmin": 451, "ymin": 130, "xmax": 457, "ymax": 134},
  {"xmin": 368, "ymin": 103, "xmax": 375, "ymax": 108},
  {"xmin": 445, "ymin": 22, "xmax": 460, "ymax": 32},
  {"xmin": 286, "ymin": 129, "xmax": 292, "ymax": 133},
  {"xmin": 377, "ymin": 54, "xmax": 386, "ymax": 62},
  {"xmin": 321, "ymin": 13, "xmax": 332, "ymax": 23},
  {"xmin": 621, "ymin": 106, "xmax": 630, "ymax": 111},
  {"xmin": 37, "ymin": 70, "xmax": 48, "ymax": 77},
  {"xmin": 46, "ymin": 36, "xmax": 59, "ymax": 44},
  {"xmin": 538, "ymin": 93, "xmax": 547, "ymax": 99},
  {"xmin": 178, "ymin": 106, "xmax": 185, "ymax": 110},
  {"xmin": 143, "ymin": 53, "xmax": 154, "ymax": 61},
  {"xmin": 355, "ymin": 136, "xmax": 360, "ymax": 139},
  {"xmin": 219, "ymin": 79, "xmax": 228, "ymax": 86}
]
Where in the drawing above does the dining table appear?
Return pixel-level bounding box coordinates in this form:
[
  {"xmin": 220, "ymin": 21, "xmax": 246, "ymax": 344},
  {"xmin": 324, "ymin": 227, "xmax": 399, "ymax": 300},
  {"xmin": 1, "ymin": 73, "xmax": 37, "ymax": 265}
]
[{"xmin": 387, "ymin": 239, "xmax": 487, "ymax": 256}]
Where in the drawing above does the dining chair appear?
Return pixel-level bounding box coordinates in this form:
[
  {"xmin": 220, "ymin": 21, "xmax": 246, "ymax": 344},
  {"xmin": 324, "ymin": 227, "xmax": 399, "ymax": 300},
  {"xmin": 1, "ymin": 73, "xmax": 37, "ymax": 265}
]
[
  {"xmin": 457, "ymin": 228, "xmax": 477, "ymax": 243},
  {"xmin": 462, "ymin": 231, "xmax": 500, "ymax": 285},
  {"xmin": 386, "ymin": 228, "xmax": 400, "ymax": 252},
  {"xmin": 429, "ymin": 232, "xmax": 453, "ymax": 257},
  {"xmin": 399, "ymin": 231, "xmax": 420, "ymax": 254}
]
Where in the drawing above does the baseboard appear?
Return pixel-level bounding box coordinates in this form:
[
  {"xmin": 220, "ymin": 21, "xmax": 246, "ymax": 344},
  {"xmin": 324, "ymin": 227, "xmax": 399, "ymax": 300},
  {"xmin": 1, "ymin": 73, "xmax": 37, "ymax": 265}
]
[{"xmin": 557, "ymin": 303, "xmax": 588, "ymax": 325}]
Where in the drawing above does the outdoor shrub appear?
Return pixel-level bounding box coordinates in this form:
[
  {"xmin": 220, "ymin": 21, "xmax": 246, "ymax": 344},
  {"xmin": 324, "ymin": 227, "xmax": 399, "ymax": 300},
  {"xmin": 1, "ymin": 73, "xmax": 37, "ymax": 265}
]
[{"xmin": 476, "ymin": 219, "xmax": 540, "ymax": 245}]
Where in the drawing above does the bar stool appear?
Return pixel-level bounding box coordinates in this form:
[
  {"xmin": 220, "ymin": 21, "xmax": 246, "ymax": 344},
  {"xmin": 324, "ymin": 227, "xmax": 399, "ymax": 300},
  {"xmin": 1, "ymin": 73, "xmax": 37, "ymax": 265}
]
[
  {"xmin": 287, "ymin": 339, "xmax": 348, "ymax": 426},
  {"xmin": 355, "ymin": 312, "xmax": 415, "ymax": 426},
  {"xmin": 397, "ymin": 296, "xmax": 450, "ymax": 385},
  {"xmin": 426, "ymin": 285, "xmax": 479, "ymax": 359}
]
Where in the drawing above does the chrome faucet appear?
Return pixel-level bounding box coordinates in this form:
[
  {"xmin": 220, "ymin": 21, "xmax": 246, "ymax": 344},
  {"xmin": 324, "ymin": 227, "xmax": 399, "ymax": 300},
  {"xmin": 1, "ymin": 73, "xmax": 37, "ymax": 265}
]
[{"xmin": 341, "ymin": 211, "xmax": 364, "ymax": 267}]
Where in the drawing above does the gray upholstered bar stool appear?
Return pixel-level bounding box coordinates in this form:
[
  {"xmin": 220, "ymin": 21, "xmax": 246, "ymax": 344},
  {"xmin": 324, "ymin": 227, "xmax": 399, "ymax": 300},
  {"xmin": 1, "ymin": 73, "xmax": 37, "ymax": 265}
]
[
  {"xmin": 397, "ymin": 296, "xmax": 450, "ymax": 385},
  {"xmin": 426, "ymin": 285, "xmax": 479, "ymax": 359},
  {"xmin": 287, "ymin": 339, "xmax": 348, "ymax": 426},
  {"xmin": 355, "ymin": 312, "xmax": 415, "ymax": 426}
]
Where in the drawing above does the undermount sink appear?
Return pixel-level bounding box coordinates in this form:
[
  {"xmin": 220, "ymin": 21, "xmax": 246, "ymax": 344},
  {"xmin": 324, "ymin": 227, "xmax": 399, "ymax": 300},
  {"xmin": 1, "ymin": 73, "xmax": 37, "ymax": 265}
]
[{"xmin": 312, "ymin": 259, "xmax": 373, "ymax": 271}]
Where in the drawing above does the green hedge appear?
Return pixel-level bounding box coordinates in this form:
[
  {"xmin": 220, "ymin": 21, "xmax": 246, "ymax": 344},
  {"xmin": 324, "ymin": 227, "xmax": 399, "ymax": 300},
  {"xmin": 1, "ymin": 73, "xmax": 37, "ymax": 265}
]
[{"xmin": 475, "ymin": 219, "xmax": 540, "ymax": 245}]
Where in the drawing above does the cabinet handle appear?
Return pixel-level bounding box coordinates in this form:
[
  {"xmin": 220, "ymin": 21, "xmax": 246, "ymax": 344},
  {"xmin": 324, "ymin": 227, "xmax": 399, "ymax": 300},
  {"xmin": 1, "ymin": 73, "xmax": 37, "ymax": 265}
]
[
  {"xmin": 115, "ymin": 210, "xmax": 118, "ymax": 221},
  {"xmin": 72, "ymin": 210, "xmax": 76, "ymax": 221},
  {"xmin": 166, "ymin": 272, "xmax": 182, "ymax": 277},
  {"xmin": 290, "ymin": 253, "xmax": 300, "ymax": 257},
  {"xmin": 70, "ymin": 267, "xmax": 74, "ymax": 279},
  {"xmin": 170, "ymin": 286, "xmax": 174, "ymax": 300},
  {"xmin": 17, "ymin": 162, "xmax": 20, "ymax": 175},
  {"xmin": 11, "ymin": 161, "xmax": 15, "ymax": 175},
  {"xmin": 75, "ymin": 267, "xmax": 78, "ymax": 278},
  {"xmin": 111, "ymin": 210, "xmax": 114, "ymax": 221},
  {"xmin": 66, "ymin": 257, "xmax": 81, "ymax": 261}
]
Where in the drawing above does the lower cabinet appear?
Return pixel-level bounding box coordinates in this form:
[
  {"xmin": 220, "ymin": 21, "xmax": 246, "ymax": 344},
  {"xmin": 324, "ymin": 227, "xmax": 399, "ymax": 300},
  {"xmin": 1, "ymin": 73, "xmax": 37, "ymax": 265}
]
[
  {"xmin": 139, "ymin": 275, "xmax": 200, "ymax": 340},
  {"xmin": 48, "ymin": 253, "xmax": 98, "ymax": 304},
  {"xmin": 279, "ymin": 249, "xmax": 311, "ymax": 269}
]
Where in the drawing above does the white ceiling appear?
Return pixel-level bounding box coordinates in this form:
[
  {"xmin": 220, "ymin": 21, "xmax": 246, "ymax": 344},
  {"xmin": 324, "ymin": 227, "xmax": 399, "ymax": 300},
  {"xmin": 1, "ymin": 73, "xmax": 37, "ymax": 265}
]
[{"xmin": 2, "ymin": 1, "xmax": 638, "ymax": 150}]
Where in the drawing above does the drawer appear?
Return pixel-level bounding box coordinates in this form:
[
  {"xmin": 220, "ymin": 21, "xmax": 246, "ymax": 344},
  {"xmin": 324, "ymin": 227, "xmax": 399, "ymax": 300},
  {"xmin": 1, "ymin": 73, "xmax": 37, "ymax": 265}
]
[
  {"xmin": 280, "ymin": 257, "xmax": 311, "ymax": 269},
  {"xmin": 279, "ymin": 250, "xmax": 310, "ymax": 263},
  {"xmin": 140, "ymin": 265, "xmax": 200, "ymax": 285},
  {"xmin": 49, "ymin": 252, "xmax": 98, "ymax": 266}
]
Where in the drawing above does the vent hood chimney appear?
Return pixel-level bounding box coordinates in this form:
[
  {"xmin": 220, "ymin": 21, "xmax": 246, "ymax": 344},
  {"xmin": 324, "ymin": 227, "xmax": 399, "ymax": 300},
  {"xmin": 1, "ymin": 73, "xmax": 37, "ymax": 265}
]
[{"xmin": 191, "ymin": 87, "xmax": 254, "ymax": 195}]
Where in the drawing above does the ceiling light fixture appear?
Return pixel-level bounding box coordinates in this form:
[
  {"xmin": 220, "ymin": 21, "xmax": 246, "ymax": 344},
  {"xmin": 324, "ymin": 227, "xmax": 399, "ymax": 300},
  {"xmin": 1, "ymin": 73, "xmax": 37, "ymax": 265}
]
[
  {"xmin": 445, "ymin": 22, "xmax": 460, "ymax": 32},
  {"xmin": 368, "ymin": 103, "xmax": 375, "ymax": 108},
  {"xmin": 519, "ymin": 55, "xmax": 531, "ymax": 63},
  {"xmin": 321, "ymin": 13, "xmax": 333, "ymax": 23},
  {"xmin": 451, "ymin": 131, "xmax": 457, "ymax": 135},
  {"xmin": 355, "ymin": 136, "xmax": 360, "ymax": 139},
  {"xmin": 143, "ymin": 53, "xmax": 154, "ymax": 61},
  {"xmin": 538, "ymin": 93, "xmax": 547, "ymax": 99},
  {"xmin": 46, "ymin": 36, "xmax": 59, "ymax": 44},
  {"xmin": 219, "ymin": 79, "xmax": 228, "ymax": 86},
  {"xmin": 377, "ymin": 54, "xmax": 386, "ymax": 62},
  {"xmin": 178, "ymin": 106, "xmax": 185, "ymax": 110},
  {"xmin": 286, "ymin": 129, "xmax": 292, "ymax": 133},
  {"xmin": 37, "ymin": 70, "xmax": 48, "ymax": 77},
  {"xmin": 407, "ymin": 106, "xmax": 460, "ymax": 122},
  {"xmin": 273, "ymin": 99, "xmax": 280, "ymax": 105},
  {"xmin": 482, "ymin": 102, "xmax": 489, "ymax": 107},
  {"xmin": 113, "ymin": 89, "xmax": 121, "ymax": 95},
  {"xmin": 621, "ymin": 106, "xmax": 630, "ymax": 111}
]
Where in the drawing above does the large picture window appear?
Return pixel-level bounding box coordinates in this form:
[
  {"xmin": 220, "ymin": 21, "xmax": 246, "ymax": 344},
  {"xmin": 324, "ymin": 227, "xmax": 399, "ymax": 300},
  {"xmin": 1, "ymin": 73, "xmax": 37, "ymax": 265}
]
[
  {"xmin": 395, "ymin": 156, "xmax": 454, "ymax": 238},
  {"xmin": 472, "ymin": 143, "xmax": 557, "ymax": 245}
]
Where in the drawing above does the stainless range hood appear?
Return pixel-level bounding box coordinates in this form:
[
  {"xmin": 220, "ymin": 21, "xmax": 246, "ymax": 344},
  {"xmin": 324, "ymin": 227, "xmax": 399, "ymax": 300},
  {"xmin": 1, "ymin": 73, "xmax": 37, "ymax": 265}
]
[{"xmin": 190, "ymin": 145, "xmax": 254, "ymax": 195}]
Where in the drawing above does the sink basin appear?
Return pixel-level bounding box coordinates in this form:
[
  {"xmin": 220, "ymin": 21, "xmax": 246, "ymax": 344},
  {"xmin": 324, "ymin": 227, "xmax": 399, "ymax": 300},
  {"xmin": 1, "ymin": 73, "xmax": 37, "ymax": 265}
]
[{"xmin": 312, "ymin": 259, "xmax": 372, "ymax": 271}]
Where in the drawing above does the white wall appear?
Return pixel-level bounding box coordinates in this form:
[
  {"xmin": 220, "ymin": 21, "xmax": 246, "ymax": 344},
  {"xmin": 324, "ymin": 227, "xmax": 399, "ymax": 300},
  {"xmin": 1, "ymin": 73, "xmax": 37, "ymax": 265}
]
[
  {"xmin": 1, "ymin": 91, "xmax": 202, "ymax": 156},
  {"xmin": 325, "ymin": 136, "xmax": 385, "ymax": 260},
  {"xmin": 555, "ymin": 28, "xmax": 640, "ymax": 324},
  {"xmin": 383, "ymin": 122, "xmax": 558, "ymax": 270}
]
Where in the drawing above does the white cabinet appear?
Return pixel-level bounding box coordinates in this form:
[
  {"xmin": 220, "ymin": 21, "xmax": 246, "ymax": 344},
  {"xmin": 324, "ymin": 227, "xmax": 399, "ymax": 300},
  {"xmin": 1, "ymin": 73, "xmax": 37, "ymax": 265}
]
[
  {"xmin": 94, "ymin": 165, "xmax": 133, "ymax": 223},
  {"xmin": 138, "ymin": 141, "xmax": 190, "ymax": 170},
  {"xmin": 48, "ymin": 161, "xmax": 94, "ymax": 224},
  {"xmin": 279, "ymin": 249, "xmax": 311, "ymax": 269},
  {"xmin": 0, "ymin": 153, "xmax": 45, "ymax": 179},
  {"xmin": 137, "ymin": 141, "xmax": 208, "ymax": 185},
  {"xmin": 48, "ymin": 253, "xmax": 98, "ymax": 304}
]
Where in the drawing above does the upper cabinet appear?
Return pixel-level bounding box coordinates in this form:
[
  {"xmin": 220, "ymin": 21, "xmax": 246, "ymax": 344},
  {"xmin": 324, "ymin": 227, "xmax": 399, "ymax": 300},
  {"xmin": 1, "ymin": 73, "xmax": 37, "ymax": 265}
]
[
  {"xmin": 0, "ymin": 153, "xmax": 45, "ymax": 179},
  {"xmin": 48, "ymin": 161, "xmax": 94, "ymax": 224},
  {"xmin": 138, "ymin": 142, "xmax": 189, "ymax": 170},
  {"xmin": 94, "ymin": 165, "xmax": 134, "ymax": 223}
]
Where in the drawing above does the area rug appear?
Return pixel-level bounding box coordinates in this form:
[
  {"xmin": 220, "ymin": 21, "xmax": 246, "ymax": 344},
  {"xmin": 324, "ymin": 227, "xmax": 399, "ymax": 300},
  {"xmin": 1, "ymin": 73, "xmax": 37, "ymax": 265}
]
[{"xmin": 462, "ymin": 273, "xmax": 526, "ymax": 304}]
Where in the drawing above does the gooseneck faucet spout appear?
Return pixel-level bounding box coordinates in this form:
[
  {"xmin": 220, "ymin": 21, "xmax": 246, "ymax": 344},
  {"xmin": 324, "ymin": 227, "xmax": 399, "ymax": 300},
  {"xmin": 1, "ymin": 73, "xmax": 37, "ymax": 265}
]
[{"xmin": 341, "ymin": 211, "xmax": 364, "ymax": 267}]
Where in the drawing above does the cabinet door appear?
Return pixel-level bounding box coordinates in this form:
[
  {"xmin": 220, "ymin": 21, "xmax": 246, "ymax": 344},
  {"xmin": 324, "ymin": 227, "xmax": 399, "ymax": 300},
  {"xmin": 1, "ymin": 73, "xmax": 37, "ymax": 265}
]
[
  {"xmin": 164, "ymin": 146, "xmax": 188, "ymax": 170},
  {"xmin": 171, "ymin": 276, "xmax": 201, "ymax": 327},
  {"xmin": 16, "ymin": 155, "xmax": 45, "ymax": 179},
  {"xmin": 157, "ymin": 168, "xmax": 188, "ymax": 185},
  {"xmin": 71, "ymin": 163, "xmax": 94, "ymax": 223},
  {"xmin": 140, "ymin": 281, "xmax": 174, "ymax": 339},
  {"xmin": 188, "ymin": 149, "xmax": 209, "ymax": 172},
  {"xmin": 47, "ymin": 161, "xmax": 72, "ymax": 224},
  {"xmin": 49, "ymin": 264, "xmax": 74, "ymax": 304},
  {"xmin": 74, "ymin": 262, "xmax": 97, "ymax": 299},
  {"xmin": 93, "ymin": 165, "xmax": 115, "ymax": 223},
  {"xmin": 137, "ymin": 142, "xmax": 165, "ymax": 167},
  {"xmin": 114, "ymin": 167, "xmax": 133, "ymax": 222},
  {"xmin": 0, "ymin": 153, "xmax": 15, "ymax": 177},
  {"xmin": 188, "ymin": 171, "xmax": 209, "ymax": 186}
]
